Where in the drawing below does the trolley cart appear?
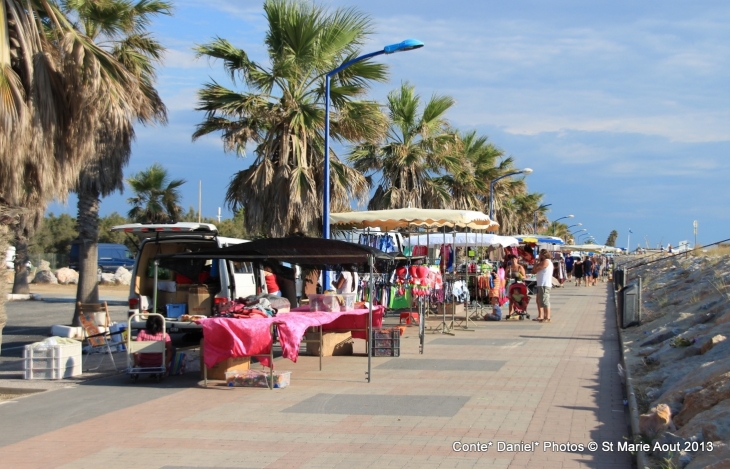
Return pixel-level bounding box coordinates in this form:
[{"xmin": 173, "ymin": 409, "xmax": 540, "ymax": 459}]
[{"xmin": 126, "ymin": 313, "xmax": 167, "ymax": 383}]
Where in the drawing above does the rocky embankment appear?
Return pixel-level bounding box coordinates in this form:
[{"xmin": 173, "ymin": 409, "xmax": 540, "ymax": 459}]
[{"xmin": 619, "ymin": 253, "xmax": 730, "ymax": 468}]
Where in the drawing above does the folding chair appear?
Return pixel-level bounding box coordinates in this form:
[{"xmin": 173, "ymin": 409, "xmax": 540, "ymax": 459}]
[{"xmin": 78, "ymin": 302, "xmax": 117, "ymax": 371}]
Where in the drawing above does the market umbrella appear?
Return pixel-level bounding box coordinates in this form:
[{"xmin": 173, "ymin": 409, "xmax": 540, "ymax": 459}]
[
  {"xmin": 406, "ymin": 232, "xmax": 518, "ymax": 247},
  {"xmin": 330, "ymin": 208, "xmax": 499, "ymax": 231},
  {"xmin": 512, "ymin": 235, "xmax": 565, "ymax": 245}
]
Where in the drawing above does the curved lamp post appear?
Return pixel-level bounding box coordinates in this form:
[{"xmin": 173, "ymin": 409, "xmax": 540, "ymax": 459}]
[
  {"xmin": 322, "ymin": 39, "xmax": 424, "ymax": 288},
  {"xmin": 578, "ymin": 233, "xmax": 591, "ymax": 242},
  {"xmin": 567, "ymin": 223, "xmax": 582, "ymax": 230},
  {"xmin": 570, "ymin": 228, "xmax": 586, "ymax": 236},
  {"xmin": 489, "ymin": 168, "xmax": 533, "ymax": 220},
  {"xmin": 533, "ymin": 203, "xmax": 551, "ymax": 234},
  {"xmin": 550, "ymin": 214, "xmax": 574, "ymax": 235}
]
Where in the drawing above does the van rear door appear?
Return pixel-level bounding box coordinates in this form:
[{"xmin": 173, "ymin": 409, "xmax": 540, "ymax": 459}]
[{"xmin": 218, "ymin": 238, "xmax": 256, "ymax": 298}]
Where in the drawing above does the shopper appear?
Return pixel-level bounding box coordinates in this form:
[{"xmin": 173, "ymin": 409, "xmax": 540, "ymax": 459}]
[
  {"xmin": 565, "ymin": 254, "xmax": 574, "ymax": 282},
  {"xmin": 484, "ymin": 271, "xmax": 503, "ymax": 321},
  {"xmin": 573, "ymin": 257, "xmax": 583, "ymax": 287},
  {"xmin": 505, "ymin": 255, "xmax": 526, "ymax": 280},
  {"xmin": 582, "ymin": 256, "xmax": 593, "ymax": 287},
  {"xmin": 263, "ymin": 265, "xmax": 282, "ymax": 297},
  {"xmin": 335, "ymin": 264, "xmax": 359, "ymax": 296},
  {"xmin": 532, "ymin": 249, "xmax": 554, "ymax": 322}
]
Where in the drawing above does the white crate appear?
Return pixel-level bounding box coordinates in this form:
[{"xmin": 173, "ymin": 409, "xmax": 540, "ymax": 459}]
[
  {"xmin": 24, "ymin": 364, "xmax": 82, "ymax": 380},
  {"xmin": 23, "ymin": 340, "xmax": 82, "ymax": 380},
  {"xmin": 24, "ymin": 340, "xmax": 81, "ymax": 360}
]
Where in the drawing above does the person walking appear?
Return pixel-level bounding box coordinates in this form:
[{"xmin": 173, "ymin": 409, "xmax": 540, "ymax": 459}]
[
  {"xmin": 573, "ymin": 257, "xmax": 584, "ymax": 287},
  {"xmin": 582, "ymin": 256, "xmax": 593, "ymax": 287},
  {"xmin": 532, "ymin": 249, "xmax": 554, "ymax": 322},
  {"xmin": 565, "ymin": 254, "xmax": 574, "ymax": 283}
]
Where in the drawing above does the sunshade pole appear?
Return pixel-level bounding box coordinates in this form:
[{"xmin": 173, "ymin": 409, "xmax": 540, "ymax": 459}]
[
  {"xmin": 367, "ymin": 254, "xmax": 373, "ymax": 383},
  {"xmin": 153, "ymin": 260, "xmax": 159, "ymax": 315}
]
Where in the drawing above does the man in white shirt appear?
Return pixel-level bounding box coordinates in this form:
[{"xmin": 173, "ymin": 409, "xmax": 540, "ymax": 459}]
[{"xmin": 531, "ymin": 249, "xmax": 554, "ymax": 323}]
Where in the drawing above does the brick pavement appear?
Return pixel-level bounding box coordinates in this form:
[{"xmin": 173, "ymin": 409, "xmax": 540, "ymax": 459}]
[{"xmin": 0, "ymin": 283, "xmax": 631, "ymax": 469}]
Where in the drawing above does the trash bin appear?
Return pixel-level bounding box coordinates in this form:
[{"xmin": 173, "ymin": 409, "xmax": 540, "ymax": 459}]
[{"xmin": 620, "ymin": 282, "xmax": 641, "ymax": 328}]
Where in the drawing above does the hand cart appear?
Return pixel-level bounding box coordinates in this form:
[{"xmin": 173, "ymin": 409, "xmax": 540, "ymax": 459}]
[{"xmin": 126, "ymin": 313, "xmax": 167, "ymax": 382}]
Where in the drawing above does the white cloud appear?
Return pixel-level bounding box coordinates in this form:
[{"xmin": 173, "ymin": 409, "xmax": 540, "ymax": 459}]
[{"xmin": 163, "ymin": 48, "xmax": 206, "ymax": 69}]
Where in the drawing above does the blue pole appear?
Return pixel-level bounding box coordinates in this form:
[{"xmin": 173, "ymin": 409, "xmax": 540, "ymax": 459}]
[
  {"xmin": 321, "ymin": 41, "xmax": 424, "ymax": 291},
  {"xmin": 489, "ymin": 181, "xmax": 495, "ymax": 220}
]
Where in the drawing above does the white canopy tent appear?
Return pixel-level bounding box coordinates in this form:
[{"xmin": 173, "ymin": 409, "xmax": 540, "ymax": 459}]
[
  {"xmin": 407, "ymin": 232, "xmax": 518, "ymax": 247},
  {"xmin": 330, "ymin": 208, "xmax": 499, "ymax": 231}
]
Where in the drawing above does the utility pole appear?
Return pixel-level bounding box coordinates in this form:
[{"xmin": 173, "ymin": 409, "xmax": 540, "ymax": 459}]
[
  {"xmin": 198, "ymin": 180, "xmax": 202, "ymax": 223},
  {"xmin": 217, "ymin": 207, "xmax": 222, "ymax": 223}
]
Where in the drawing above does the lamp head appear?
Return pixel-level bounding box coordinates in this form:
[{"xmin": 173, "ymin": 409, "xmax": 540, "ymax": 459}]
[
  {"xmin": 567, "ymin": 214, "xmax": 574, "ymax": 218},
  {"xmin": 522, "ymin": 168, "xmax": 533, "ymax": 175},
  {"xmin": 384, "ymin": 39, "xmax": 424, "ymax": 54},
  {"xmin": 577, "ymin": 223, "xmax": 582, "ymax": 226}
]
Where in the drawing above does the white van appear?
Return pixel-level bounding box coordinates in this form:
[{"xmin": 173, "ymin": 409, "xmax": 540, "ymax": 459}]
[{"xmin": 111, "ymin": 222, "xmax": 259, "ymax": 316}]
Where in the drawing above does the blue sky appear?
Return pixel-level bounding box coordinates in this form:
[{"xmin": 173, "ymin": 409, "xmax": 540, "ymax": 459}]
[{"xmin": 48, "ymin": 0, "xmax": 730, "ymax": 250}]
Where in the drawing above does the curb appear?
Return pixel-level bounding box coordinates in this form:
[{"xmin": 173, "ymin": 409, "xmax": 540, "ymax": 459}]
[
  {"xmin": 40, "ymin": 298, "xmax": 128, "ymax": 306},
  {"xmin": 614, "ymin": 287, "xmax": 649, "ymax": 469}
]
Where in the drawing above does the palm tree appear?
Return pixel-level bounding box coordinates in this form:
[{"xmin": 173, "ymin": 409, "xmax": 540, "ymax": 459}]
[
  {"xmin": 349, "ymin": 82, "xmax": 458, "ymax": 210},
  {"xmin": 194, "ymin": 0, "xmax": 386, "ymax": 237},
  {"xmin": 1, "ymin": 1, "xmax": 156, "ymax": 329},
  {"xmin": 127, "ymin": 163, "xmax": 186, "ymax": 223},
  {"xmin": 66, "ymin": 0, "xmax": 170, "ymax": 323}
]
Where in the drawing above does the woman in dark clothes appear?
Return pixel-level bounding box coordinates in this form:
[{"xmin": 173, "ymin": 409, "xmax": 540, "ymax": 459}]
[{"xmin": 573, "ymin": 258, "xmax": 583, "ymax": 287}]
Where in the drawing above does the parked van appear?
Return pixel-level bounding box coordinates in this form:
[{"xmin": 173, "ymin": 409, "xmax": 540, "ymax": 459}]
[
  {"xmin": 110, "ymin": 222, "xmax": 258, "ymax": 317},
  {"xmin": 69, "ymin": 242, "xmax": 135, "ymax": 273}
]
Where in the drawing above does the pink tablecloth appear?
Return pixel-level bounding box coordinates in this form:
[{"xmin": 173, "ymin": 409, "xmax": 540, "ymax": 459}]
[{"xmin": 198, "ymin": 306, "xmax": 384, "ymax": 369}]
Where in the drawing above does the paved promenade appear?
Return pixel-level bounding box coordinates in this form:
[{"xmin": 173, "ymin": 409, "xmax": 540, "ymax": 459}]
[{"xmin": 0, "ymin": 284, "xmax": 631, "ymax": 469}]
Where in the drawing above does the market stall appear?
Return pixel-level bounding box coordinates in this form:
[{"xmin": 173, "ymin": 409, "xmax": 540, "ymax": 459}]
[
  {"xmin": 330, "ymin": 208, "xmax": 499, "ymax": 351},
  {"xmin": 155, "ymin": 237, "xmax": 393, "ymax": 387}
]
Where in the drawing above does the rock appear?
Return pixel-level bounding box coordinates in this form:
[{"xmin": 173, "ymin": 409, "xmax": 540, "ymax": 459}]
[
  {"xmin": 674, "ymin": 373, "xmax": 730, "ymax": 426},
  {"xmin": 99, "ymin": 273, "xmax": 116, "ymax": 285},
  {"xmin": 686, "ymin": 442, "xmax": 730, "ymax": 469},
  {"xmin": 642, "ymin": 328, "xmax": 681, "ymax": 347},
  {"xmin": 678, "ymin": 399, "xmax": 730, "ymax": 443},
  {"xmin": 683, "ymin": 344, "xmax": 702, "ymax": 358},
  {"xmin": 701, "ymin": 335, "xmax": 727, "ymax": 355},
  {"xmin": 113, "ymin": 267, "xmax": 131, "ymax": 286},
  {"xmin": 716, "ymin": 311, "xmax": 730, "ymax": 325},
  {"xmin": 38, "ymin": 260, "xmax": 51, "ymax": 272},
  {"xmin": 32, "ymin": 270, "xmax": 57, "ymax": 284},
  {"xmin": 54, "ymin": 267, "xmax": 79, "ymax": 285}
]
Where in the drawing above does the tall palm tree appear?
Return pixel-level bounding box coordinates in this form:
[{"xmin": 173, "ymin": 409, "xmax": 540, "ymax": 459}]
[
  {"xmin": 349, "ymin": 82, "xmax": 458, "ymax": 210},
  {"xmin": 66, "ymin": 0, "xmax": 170, "ymax": 323},
  {"xmin": 194, "ymin": 0, "xmax": 386, "ymax": 237},
  {"xmin": 127, "ymin": 163, "xmax": 185, "ymax": 223},
  {"xmin": 1, "ymin": 1, "xmax": 155, "ymax": 330}
]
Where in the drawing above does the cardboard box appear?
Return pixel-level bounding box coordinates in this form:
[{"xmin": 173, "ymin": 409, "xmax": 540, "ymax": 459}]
[
  {"xmin": 304, "ymin": 331, "xmax": 353, "ymax": 356},
  {"xmin": 188, "ymin": 284, "xmax": 212, "ymax": 315},
  {"xmin": 436, "ymin": 302, "xmax": 465, "ymax": 316},
  {"xmin": 199, "ymin": 339, "xmax": 250, "ymax": 380}
]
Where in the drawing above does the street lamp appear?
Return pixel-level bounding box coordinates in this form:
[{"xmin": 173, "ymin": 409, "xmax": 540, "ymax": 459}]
[
  {"xmin": 322, "ymin": 39, "xmax": 424, "ymax": 288},
  {"xmin": 489, "ymin": 168, "xmax": 533, "ymax": 220},
  {"xmin": 578, "ymin": 233, "xmax": 591, "ymax": 242},
  {"xmin": 533, "ymin": 203, "xmax": 551, "ymax": 234},
  {"xmin": 567, "ymin": 223, "xmax": 582, "ymax": 230},
  {"xmin": 550, "ymin": 214, "xmax": 574, "ymax": 235},
  {"xmin": 570, "ymin": 228, "xmax": 586, "ymax": 236}
]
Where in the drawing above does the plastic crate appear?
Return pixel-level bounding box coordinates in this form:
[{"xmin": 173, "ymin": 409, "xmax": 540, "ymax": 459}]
[
  {"xmin": 23, "ymin": 339, "xmax": 83, "ymax": 380},
  {"xmin": 225, "ymin": 370, "xmax": 291, "ymax": 388},
  {"xmin": 24, "ymin": 364, "xmax": 82, "ymax": 380},
  {"xmin": 371, "ymin": 328, "xmax": 400, "ymax": 357},
  {"xmin": 166, "ymin": 303, "xmax": 187, "ymax": 319},
  {"xmin": 308, "ymin": 294, "xmax": 340, "ymax": 312}
]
